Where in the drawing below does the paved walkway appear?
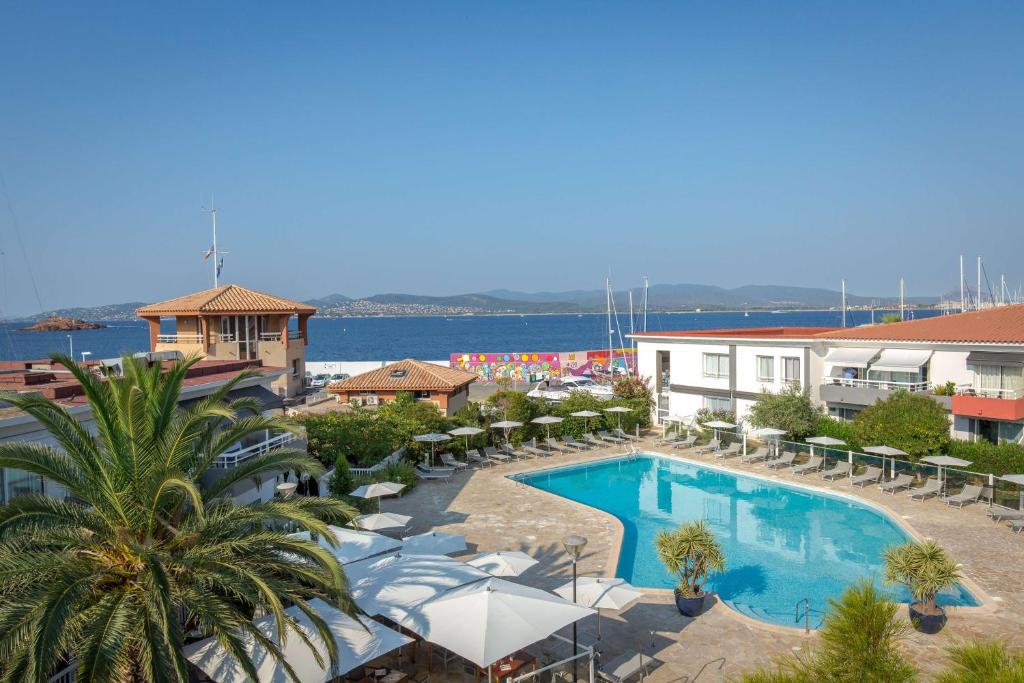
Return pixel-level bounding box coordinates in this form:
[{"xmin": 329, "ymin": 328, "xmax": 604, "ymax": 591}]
[{"xmin": 378, "ymin": 437, "xmax": 1024, "ymax": 681}]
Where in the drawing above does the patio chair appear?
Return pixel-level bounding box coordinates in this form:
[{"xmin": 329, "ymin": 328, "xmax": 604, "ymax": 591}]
[
  {"xmin": 714, "ymin": 443, "xmax": 742, "ymax": 459},
  {"xmin": 819, "ymin": 461, "xmax": 852, "ymax": 481},
  {"xmin": 482, "ymin": 446, "xmax": 510, "ymax": 465},
  {"xmin": 941, "ymin": 484, "xmax": 983, "ymax": 509},
  {"xmin": 1009, "ymin": 519, "xmax": 1024, "ymax": 535},
  {"xmin": 765, "ymin": 451, "xmax": 796, "ymax": 469},
  {"xmin": 670, "ymin": 434, "xmax": 698, "ymax": 450},
  {"xmin": 908, "ymin": 477, "xmax": 942, "ymax": 501},
  {"xmin": 562, "ymin": 435, "xmax": 589, "ymax": 451},
  {"xmin": 522, "ymin": 440, "xmax": 549, "ymax": 458},
  {"xmin": 737, "ymin": 446, "xmax": 769, "ymax": 464},
  {"xmin": 545, "ymin": 437, "xmax": 570, "ymax": 453},
  {"xmin": 850, "ymin": 466, "xmax": 882, "ymax": 487},
  {"xmin": 597, "ymin": 651, "xmax": 662, "ymax": 683},
  {"xmin": 598, "ymin": 430, "xmax": 626, "ymax": 443},
  {"xmin": 415, "ymin": 465, "xmax": 454, "ymax": 482},
  {"xmin": 878, "ymin": 474, "xmax": 914, "ymax": 494},
  {"xmin": 439, "ymin": 453, "xmax": 469, "ymax": 470},
  {"xmin": 988, "ymin": 509, "xmax": 1024, "ymax": 523},
  {"xmin": 613, "ymin": 427, "xmax": 638, "ymax": 441},
  {"xmin": 503, "ymin": 443, "xmax": 530, "ymax": 459},
  {"xmin": 694, "ymin": 438, "xmax": 720, "ymax": 455},
  {"xmin": 791, "ymin": 455, "xmax": 823, "ymax": 475},
  {"xmin": 466, "ymin": 449, "xmax": 492, "ymax": 467},
  {"xmin": 584, "ymin": 433, "xmax": 606, "ymax": 447}
]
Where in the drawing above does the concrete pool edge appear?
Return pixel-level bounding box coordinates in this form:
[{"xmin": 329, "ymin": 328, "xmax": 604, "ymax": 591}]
[{"xmin": 509, "ymin": 449, "xmax": 995, "ymax": 631}]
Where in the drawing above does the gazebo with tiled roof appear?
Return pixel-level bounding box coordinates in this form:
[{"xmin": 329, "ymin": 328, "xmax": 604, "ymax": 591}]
[{"xmin": 328, "ymin": 359, "xmax": 477, "ymax": 416}]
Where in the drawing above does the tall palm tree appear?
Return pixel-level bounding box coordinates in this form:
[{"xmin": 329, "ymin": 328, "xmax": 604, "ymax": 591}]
[{"xmin": 0, "ymin": 354, "xmax": 358, "ymax": 683}]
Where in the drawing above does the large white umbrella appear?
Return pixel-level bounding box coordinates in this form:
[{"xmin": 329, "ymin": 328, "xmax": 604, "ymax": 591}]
[
  {"xmin": 864, "ymin": 445, "xmax": 908, "ymax": 478},
  {"xmin": 554, "ymin": 576, "xmax": 643, "ymax": 638},
  {"xmin": 395, "ymin": 577, "xmax": 594, "ymax": 668},
  {"xmin": 806, "ymin": 435, "xmax": 847, "ymax": 459},
  {"xmin": 353, "ymin": 512, "xmax": 412, "ymax": 532},
  {"xmin": 490, "ymin": 420, "xmax": 523, "ymax": 448},
  {"xmin": 466, "ymin": 550, "xmax": 539, "ymax": 577},
  {"xmin": 185, "ymin": 598, "xmax": 413, "ymax": 682},
  {"xmin": 703, "ymin": 419, "xmax": 736, "ymax": 441},
  {"xmin": 350, "ymin": 481, "xmax": 405, "ymax": 512},
  {"xmin": 414, "ymin": 433, "xmax": 451, "ymax": 468},
  {"xmin": 1002, "ymin": 474, "xmax": 1024, "ymax": 510},
  {"xmin": 922, "ymin": 455, "xmax": 973, "ymax": 490},
  {"xmin": 449, "ymin": 426, "xmax": 485, "ymax": 455},
  {"xmin": 401, "ymin": 530, "xmax": 467, "ymax": 556},
  {"xmin": 604, "ymin": 406, "xmax": 632, "ymax": 432},
  {"xmin": 531, "ymin": 415, "xmax": 564, "ymax": 440},
  {"xmin": 570, "ymin": 410, "xmax": 601, "ymax": 432},
  {"xmin": 753, "ymin": 427, "xmax": 788, "ymax": 455},
  {"xmin": 289, "ymin": 525, "xmax": 401, "ymax": 565}
]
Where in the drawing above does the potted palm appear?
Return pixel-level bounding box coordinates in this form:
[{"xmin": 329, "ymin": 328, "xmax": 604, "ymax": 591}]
[
  {"xmin": 884, "ymin": 539, "xmax": 961, "ymax": 634},
  {"xmin": 655, "ymin": 519, "xmax": 725, "ymax": 617}
]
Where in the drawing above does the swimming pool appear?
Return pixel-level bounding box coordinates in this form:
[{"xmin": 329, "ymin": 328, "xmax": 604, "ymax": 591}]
[{"xmin": 514, "ymin": 453, "xmax": 978, "ymax": 628}]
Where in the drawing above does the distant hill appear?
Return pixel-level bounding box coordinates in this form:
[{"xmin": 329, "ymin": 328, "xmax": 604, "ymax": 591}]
[
  {"xmin": 303, "ymin": 293, "xmax": 352, "ymax": 307},
  {"xmin": 4, "ymin": 302, "xmax": 147, "ymax": 323}
]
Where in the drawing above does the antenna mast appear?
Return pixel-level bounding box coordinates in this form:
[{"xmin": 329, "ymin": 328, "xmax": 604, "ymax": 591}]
[{"xmin": 203, "ymin": 204, "xmax": 227, "ymax": 288}]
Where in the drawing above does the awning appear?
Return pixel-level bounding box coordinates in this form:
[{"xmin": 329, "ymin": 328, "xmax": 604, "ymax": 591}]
[
  {"xmin": 966, "ymin": 351, "xmax": 1024, "ymax": 368},
  {"xmin": 824, "ymin": 347, "xmax": 880, "ymax": 373},
  {"xmin": 869, "ymin": 349, "xmax": 932, "ymax": 374}
]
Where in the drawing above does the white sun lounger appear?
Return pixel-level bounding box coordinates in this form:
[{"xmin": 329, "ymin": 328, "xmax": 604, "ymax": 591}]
[{"xmin": 597, "ymin": 651, "xmax": 662, "ymax": 683}]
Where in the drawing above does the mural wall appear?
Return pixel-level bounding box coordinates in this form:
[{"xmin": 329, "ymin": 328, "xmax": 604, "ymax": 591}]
[{"xmin": 450, "ymin": 349, "xmax": 636, "ymax": 383}]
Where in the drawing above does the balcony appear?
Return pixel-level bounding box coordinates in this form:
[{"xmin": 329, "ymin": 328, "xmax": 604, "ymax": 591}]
[
  {"xmin": 156, "ymin": 334, "xmax": 203, "ymax": 344},
  {"xmin": 257, "ymin": 331, "xmax": 304, "ymax": 342},
  {"xmin": 211, "ymin": 430, "xmax": 304, "ymax": 468},
  {"xmin": 952, "ymin": 385, "xmax": 1024, "ymax": 421},
  {"xmin": 819, "ymin": 376, "xmax": 930, "ymax": 407}
]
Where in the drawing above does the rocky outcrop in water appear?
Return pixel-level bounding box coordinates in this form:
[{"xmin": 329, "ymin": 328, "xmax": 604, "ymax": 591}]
[{"xmin": 18, "ymin": 316, "xmax": 106, "ymax": 332}]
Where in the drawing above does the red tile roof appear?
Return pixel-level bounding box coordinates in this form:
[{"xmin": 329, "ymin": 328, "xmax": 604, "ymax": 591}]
[
  {"xmin": 137, "ymin": 285, "xmax": 316, "ymax": 316},
  {"xmin": 328, "ymin": 358, "xmax": 477, "ymax": 393},
  {"xmin": 633, "ymin": 327, "xmax": 839, "ymax": 340},
  {"xmin": 815, "ymin": 305, "xmax": 1024, "ymax": 344}
]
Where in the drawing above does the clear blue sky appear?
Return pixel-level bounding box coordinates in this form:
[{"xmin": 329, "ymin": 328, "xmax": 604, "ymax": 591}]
[{"xmin": 1, "ymin": 2, "xmax": 1022, "ymax": 315}]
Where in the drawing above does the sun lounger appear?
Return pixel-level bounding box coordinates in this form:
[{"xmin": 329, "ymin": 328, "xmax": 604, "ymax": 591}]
[
  {"xmin": 714, "ymin": 443, "xmax": 742, "ymax": 459},
  {"xmin": 988, "ymin": 509, "xmax": 1024, "ymax": 522},
  {"xmin": 562, "ymin": 435, "xmax": 589, "ymax": 451},
  {"xmin": 765, "ymin": 451, "xmax": 796, "ymax": 469},
  {"xmin": 482, "ymin": 446, "xmax": 510, "ymax": 464},
  {"xmin": 694, "ymin": 439, "xmax": 720, "ymax": 455},
  {"xmin": 908, "ymin": 477, "xmax": 942, "ymax": 501},
  {"xmin": 738, "ymin": 447, "xmax": 769, "ymax": 464},
  {"xmin": 522, "ymin": 441, "xmax": 549, "ymax": 458},
  {"xmin": 544, "ymin": 437, "xmax": 569, "ymax": 453},
  {"xmin": 439, "ymin": 453, "xmax": 469, "ymax": 470},
  {"xmin": 415, "ymin": 465, "xmax": 454, "ymax": 482},
  {"xmin": 466, "ymin": 449, "xmax": 491, "ymax": 467},
  {"xmin": 820, "ymin": 461, "xmax": 852, "ymax": 481},
  {"xmin": 584, "ymin": 433, "xmax": 606, "ymax": 447},
  {"xmin": 1009, "ymin": 519, "xmax": 1024, "ymax": 535},
  {"xmin": 503, "ymin": 444, "xmax": 530, "ymax": 459},
  {"xmin": 850, "ymin": 466, "xmax": 882, "ymax": 487},
  {"xmin": 670, "ymin": 434, "xmax": 699, "ymax": 450},
  {"xmin": 613, "ymin": 428, "xmax": 638, "ymax": 441},
  {"xmin": 598, "ymin": 430, "xmax": 626, "ymax": 443},
  {"xmin": 941, "ymin": 484, "xmax": 983, "ymax": 509},
  {"xmin": 597, "ymin": 651, "xmax": 662, "ymax": 683},
  {"xmin": 791, "ymin": 455, "xmax": 823, "ymax": 475},
  {"xmin": 655, "ymin": 432, "xmax": 684, "ymax": 445},
  {"xmin": 878, "ymin": 474, "xmax": 913, "ymax": 494}
]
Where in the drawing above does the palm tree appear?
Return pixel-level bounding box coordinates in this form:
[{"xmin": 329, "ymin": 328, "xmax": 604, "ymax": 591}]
[
  {"xmin": 0, "ymin": 354, "xmax": 358, "ymax": 683},
  {"xmin": 884, "ymin": 539, "xmax": 961, "ymax": 616},
  {"xmin": 654, "ymin": 519, "xmax": 725, "ymax": 598},
  {"xmin": 935, "ymin": 640, "xmax": 1024, "ymax": 683}
]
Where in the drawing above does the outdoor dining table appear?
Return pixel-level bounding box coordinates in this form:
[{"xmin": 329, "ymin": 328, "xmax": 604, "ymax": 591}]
[{"xmin": 475, "ymin": 650, "xmax": 537, "ymax": 683}]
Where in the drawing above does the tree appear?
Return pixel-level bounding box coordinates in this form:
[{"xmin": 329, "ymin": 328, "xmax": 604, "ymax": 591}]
[
  {"xmin": 328, "ymin": 453, "xmax": 356, "ymax": 498},
  {"xmin": 880, "ymin": 313, "xmax": 904, "ymax": 324},
  {"xmin": 747, "ymin": 387, "xmax": 823, "ymax": 440},
  {"xmin": 0, "ymin": 355, "xmax": 357, "ymax": 683},
  {"xmin": 884, "ymin": 539, "xmax": 961, "ymax": 616},
  {"xmin": 654, "ymin": 519, "xmax": 725, "ymax": 598},
  {"xmin": 852, "ymin": 390, "xmax": 950, "ymax": 459},
  {"xmin": 612, "ymin": 375, "xmax": 654, "ymax": 407},
  {"xmin": 935, "ymin": 640, "xmax": 1024, "ymax": 683}
]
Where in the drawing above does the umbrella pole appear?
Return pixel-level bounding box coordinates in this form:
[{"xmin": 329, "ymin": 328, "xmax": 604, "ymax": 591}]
[{"xmin": 597, "ymin": 607, "xmax": 602, "ymax": 640}]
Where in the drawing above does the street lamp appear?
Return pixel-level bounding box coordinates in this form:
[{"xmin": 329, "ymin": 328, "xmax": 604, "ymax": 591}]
[
  {"xmin": 562, "ymin": 533, "xmax": 588, "ymax": 682},
  {"xmin": 80, "ymin": 351, "xmax": 92, "ymax": 364}
]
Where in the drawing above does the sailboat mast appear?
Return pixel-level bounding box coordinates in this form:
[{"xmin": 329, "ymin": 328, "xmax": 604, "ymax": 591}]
[
  {"xmin": 899, "ymin": 276, "xmax": 905, "ymax": 321},
  {"xmin": 841, "ymin": 279, "xmax": 846, "ymax": 328},
  {"xmin": 642, "ymin": 275, "xmax": 649, "ymax": 332},
  {"xmin": 606, "ymin": 277, "xmax": 613, "ymax": 377},
  {"xmin": 211, "ymin": 208, "xmax": 219, "ymax": 288},
  {"xmin": 960, "ymin": 255, "xmax": 965, "ymax": 312}
]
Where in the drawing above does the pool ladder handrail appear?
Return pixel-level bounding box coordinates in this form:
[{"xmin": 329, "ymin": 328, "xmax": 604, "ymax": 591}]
[{"xmin": 795, "ymin": 598, "xmax": 811, "ymax": 634}]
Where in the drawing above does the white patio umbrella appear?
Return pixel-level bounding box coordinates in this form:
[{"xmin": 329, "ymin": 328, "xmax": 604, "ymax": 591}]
[
  {"xmin": 570, "ymin": 410, "xmax": 601, "ymax": 432},
  {"xmin": 702, "ymin": 419, "xmax": 736, "ymax": 441},
  {"xmin": 185, "ymin": 598, "xmax": 413, "ymax": 682},
  {"xmin": 864, "ymin": 445, "xmax": 908, "ymax": 479},
  {"xmin": 414, "ymin": 432, "xmax": 452, "ymax": 468},
  {"xmin": 805, "ymin": 435, "xmax": 847, "ymax": 458},
  {"xmin": 921, "ymin": 455, "xmax": 973, "ymax": 490},
  {"xmin": 401, "ymin": 530, "xmax": 467, "ymax": 556},
  {"xmin": 353, "ymin": 512, "xmax": 412, "ymax": 532},
  {"xmin": 449, "ymin": 426, "xmax": 485, "ymax": 454},
  {"xmin": 395, "ymin": 577, "xmax": 594, "ymax": 670},
  {"xmin": 753, "ymin": 427, "xmax": 788, "ymax": 456},
  {"xmin": 466, "ymin": 550, "xmax": 539, "ymax": 577},
  {"xmin": 1001, "ymin": 474, "xmax": 1024, "ymax": 510},
  {"xmin": 350, "ymin": 481, "xmax": 406, "ymax": 512},
  {"xmin": 289, "ymin": 525, "xmax": 401, "ymax": 565},
  {"xmin": 531, "ymin": 415, "xmax": 564, "ymax": 440},
  {"xmin": 490, "ymin": 420, "xmax": 523, "ymax": 448},
  {"xmin": 604, "ymin": 406, "xmax": 632, "ymax": 432},
  {"xmin": 554, "ymin": 576, "xmax": 643, "ymax": 638}
]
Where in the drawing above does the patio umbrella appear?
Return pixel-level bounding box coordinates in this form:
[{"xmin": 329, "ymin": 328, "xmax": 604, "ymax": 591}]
[
  {"xmin": 449, "ymin": 426, "xmax": 485, "ymax": 454},
  {"xmin": 490, "ymin": 420, "xmax": 523, "ymax": 448},
  {"xmin": 806, "ymin": 435, "xmax": 847, "ymax": 458},
  {"xmin": 466, "ymin": 550, "xmax": 539, "ymax": 577},
  {"xmin": 702, "ymin": 419, "xmax": 736, "ymax": 441},
  {"xmin": 289, "ymin": 525, "xmax": 401, "ymax": 565},
  {"xmin": 353, "ymin": 512, "xmax": 412, "ymax": 532},
  {"xmin": 350, "ymin": 481, "xmax": 405, "ymax": 512},
  {"xmin": 401, "ymin": 530, "xmax": 467, "ymax": 555},
  {"xmin": 604, "ymin": 406, "xmax": 632, "ymax": 432},
  {"xmin": 554, "ymin": 576, "xmax": 643, "ymax": 638},
  {"xmin": 921, "ymin": 455, "xmax": 973, "ymax": 490},
  {"xmin": 185, "ymin": 598, "xmax": 413, "ymax": 682},
  {"xmin": 864, "ymin": 445, "xmax": 908, "ymax": 479},
  {"xmin": 414, "ymin": 432, "xmax": 451, "ymax": 468},
  {"xmin": 1001, "ymin": 474, "xmax": 1024, "ymax": 510},
  {"xmin": 753, "ymin": 427, "xmax": 788, "ymax": 456},
  {"xmin": 570, "ymin": 410, "xmax": 601, "ymax": 433},
  {"xmin": 395, "ymin": 577, "xmax": 594, "ymax": 669},
  {"xmin": 531, "ymin": 415, "xmax": 564, "ymax": 440}
]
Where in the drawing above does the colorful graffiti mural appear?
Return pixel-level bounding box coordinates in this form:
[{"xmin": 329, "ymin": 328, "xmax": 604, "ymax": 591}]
[{"xmin": 450, "ymin": 349, "xmax": 637, "ymax": 384}]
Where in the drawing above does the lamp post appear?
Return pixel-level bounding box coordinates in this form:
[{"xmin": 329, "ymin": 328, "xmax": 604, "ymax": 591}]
[{"xmin": 562, "ymin": 533, "xmax": 588, "ymax": 682}]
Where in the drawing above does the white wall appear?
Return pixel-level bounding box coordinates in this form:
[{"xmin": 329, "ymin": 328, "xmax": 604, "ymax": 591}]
[
  {"xmin": 672, "ymin": 343, "xmax": 730, "ymax": 391},
  {"xmin": 929, "ymin": 350, "xmax": 973, "ymax": 386},
  {"xmin": 734, "ymin": 345, "xmax": 806, "ymax": 394}
]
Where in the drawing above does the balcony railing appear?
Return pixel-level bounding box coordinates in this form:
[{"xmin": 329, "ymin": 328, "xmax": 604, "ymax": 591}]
[
  {"xmin": 215, "ymin": 333, "xmax": 235, "ymax": 342},
  {"xmin": 212, "ymin": 430, "xmax": 302, "ymax": 468},
  {"xmin": 289, "ymin": 330, "xmax": 303, "ymax": 340},
  {"xmin": 955, "ymin": 385, "xmax": 1024, "ymax": 400},
  {"xmin": 259, "ymin": 332, "xmax": 282, "ymax": 341},
  {"xmin": 821, "ymin": 377, "xmax": 929, "ymax": 392},
  {"xmin": 156, "ymin": 334, "xmax": 203, "ymax": 344}
]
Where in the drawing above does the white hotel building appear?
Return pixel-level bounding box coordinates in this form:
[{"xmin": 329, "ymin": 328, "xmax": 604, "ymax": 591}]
[{"xmin": 632, "ymin": 305, "xmax": 1024, "ymax": 445}]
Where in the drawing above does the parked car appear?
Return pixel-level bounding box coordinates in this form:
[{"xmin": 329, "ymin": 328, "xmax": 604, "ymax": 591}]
[
  {"xmin": 330, "ymin": 373, "xmax": 350, "ymax": 383},
  {"xmin": 309, "ymin": 373, "xmax": 331, "ymax": 388}
]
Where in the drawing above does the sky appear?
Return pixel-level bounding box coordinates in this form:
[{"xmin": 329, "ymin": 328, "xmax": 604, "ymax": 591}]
[{"xmin": 1, "ymin": 2, "xmax": 1023, "ymax": 315}]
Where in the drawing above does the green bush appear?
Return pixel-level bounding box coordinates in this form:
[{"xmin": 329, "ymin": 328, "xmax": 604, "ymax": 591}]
[
  {"xmin": 747, "ymin": 387, "xmax": 823, "ymax": 440},
  {"xmin": 328, "ymin": 454, "xmax": 356, "ymax": 498},
  {"xmin": 948, "ymin": 440, "xmax": 1024, "ymax": 476},
  {"xmin": 933, "ymin": 381, "xmax": 957, "ymax": 396},
  {"xmin": 851, "ymin": 390, "xmax": 950, "ymax": 459},
  {"xmin": 811, "ymin": 416, "xmax": 862, "ymax": 452}
]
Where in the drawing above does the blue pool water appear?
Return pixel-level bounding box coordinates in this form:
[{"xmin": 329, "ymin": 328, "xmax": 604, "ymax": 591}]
[{"xmin": 515, "ymin": 454, "xmax": 978, "ymax": 628}]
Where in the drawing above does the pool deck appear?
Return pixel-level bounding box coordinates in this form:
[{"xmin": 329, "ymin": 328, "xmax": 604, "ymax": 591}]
[{"xmin": 378, "ymin": 437, "xmax": 1024, "ymax": 681}]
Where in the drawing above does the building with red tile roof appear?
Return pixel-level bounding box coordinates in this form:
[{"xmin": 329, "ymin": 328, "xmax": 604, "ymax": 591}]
[{"xmin": 327, "ymin": 358, "xmax": 477, "ymax": 416}]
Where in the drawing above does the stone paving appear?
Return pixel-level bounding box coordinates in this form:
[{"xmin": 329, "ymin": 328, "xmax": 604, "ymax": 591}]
[{"xmin": 374, "ymin": 437, "xmax": 1024, "ymax": 682}]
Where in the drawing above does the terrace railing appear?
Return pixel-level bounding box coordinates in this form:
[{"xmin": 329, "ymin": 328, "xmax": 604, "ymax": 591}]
[
  {"xmin": 211, "ymin": 430, "xmax": 302, "ymax": 468},
  {"xmin": 820, "ymin": 377, "xmax": 929, "ymax": 392},
  {"xmin": 955, "ymin": 384, "xmax": 1024, "ymax": 400},
  {"xmin": 156, "ymin": 334, "xmax": 203, "ymax": 344}
]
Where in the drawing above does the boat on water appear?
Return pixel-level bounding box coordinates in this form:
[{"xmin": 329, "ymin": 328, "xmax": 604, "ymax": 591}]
[{"xmin": 526, "ymin": 376, "xmax": 614, "ymax": 402}]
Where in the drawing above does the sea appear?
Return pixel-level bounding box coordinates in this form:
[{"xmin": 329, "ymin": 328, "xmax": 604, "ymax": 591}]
[{"xmin": 0, "ymin": 309, "xmax": 942, "ymax": 362}]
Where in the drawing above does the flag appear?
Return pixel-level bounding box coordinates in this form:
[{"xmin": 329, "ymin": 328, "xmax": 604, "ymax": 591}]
[
  {"xmin": 203, "ymin": 246, "xmax": 214, "ymax": 260},
  {"xmin": 216, "ymin": 257, "xmax": 224, "ymax": 277}
]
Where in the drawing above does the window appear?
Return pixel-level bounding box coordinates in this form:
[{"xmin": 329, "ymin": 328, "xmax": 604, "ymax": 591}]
[
  {"xmin": 389, "ymin": 369, "xmax": 408, "ymax": 380},
  {"xmin": 291, "ymin": 359, "xmax": 300, "ymax": 377},
  {"xmin": 756, "ymin": 356, "xmax": 774, "ymax": 382},
  {"xmin": 703, "ymin": 353, "xmax": 729, "ymax": 379},
  {"xmin": 975, "ymin": 365, "xmax": 1024, "ymax": 397},
  {"xmin": 782, "ymin": 357, "xmax": 801, "ymax": 386},
  {"xmin": 413, "ymin": 390, "xmax": 431, "ymax": 400},
  {"xmin": 704, "ymin": 396, "xmax": 732, "ymax": 413}
]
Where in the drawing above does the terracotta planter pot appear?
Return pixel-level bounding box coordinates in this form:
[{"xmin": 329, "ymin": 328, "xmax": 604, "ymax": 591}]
[
  {"xmin": 909, "ymin": 603, "xmax": 947, "ymax": 634},
  {"xmin": 674, "ymin": 590, "xmax": 707, "ymax": 617}
]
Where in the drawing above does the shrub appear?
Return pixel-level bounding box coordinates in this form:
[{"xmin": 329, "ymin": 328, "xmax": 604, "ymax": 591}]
[
  {"xmin": 555, "ymin": 392, "xmax": 610, "ymax": 437},
  {"xmin": 747, "ymin": 386, "xmax": 823, "ymax": 440},
  {"xmin": 612, "ymin": 375, "xmax": 655, "ymax": 408},
  {"xmin": 933, "ymin": 381, "xmax": 957, "ymax": 396},
  {"xmin": 851, "ymin": 390, "xmax": 950, "ymax": 459},
  {"xmin": 948, "ymin": 439, "xmax": 1024, "ymax": 476},
  {"xmin": 328, "ymin": 453, "xmax": 356, "ymax": 498},
  {"xmin": 811, "ymin": 416, "xmax": 862, "ymax": 452},
  {"xmin": 935, "ymin": 640, "xmax": 1024, "ymax": 683},
  {"xmin": 303, "ymin": 410, "xmax": 400, "ymax": 469},
  {"xmin": 654, "ymin": 519, "xmax": 725, "ymax": 598}
]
